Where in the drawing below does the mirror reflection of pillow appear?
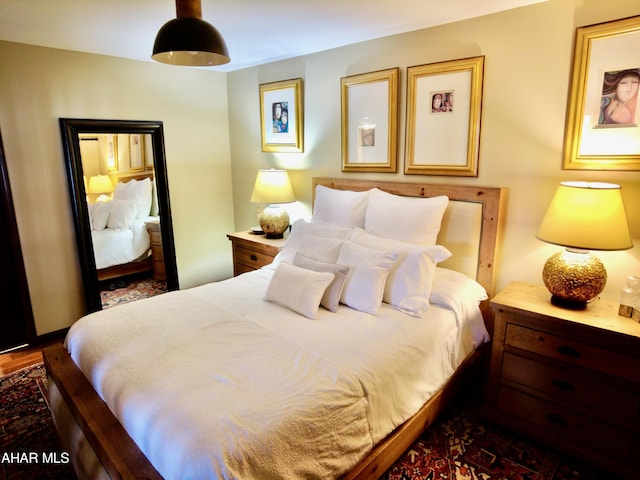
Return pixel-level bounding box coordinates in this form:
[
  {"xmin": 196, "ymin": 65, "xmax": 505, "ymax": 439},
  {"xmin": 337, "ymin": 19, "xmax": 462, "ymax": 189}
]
[
  {"xmin": 91, "ymin": 202, "xmax": 112, "ymax": 231},
  {"xmin": 107, "ymin": 200, "xmax": 137, "ymax": 231},
  {"xmin": 129, "ymin": 177, "xmax": 153, "ymax": 218}
]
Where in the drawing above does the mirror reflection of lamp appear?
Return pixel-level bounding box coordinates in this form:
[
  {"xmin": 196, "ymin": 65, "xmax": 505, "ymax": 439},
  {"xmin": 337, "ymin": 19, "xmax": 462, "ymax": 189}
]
[
  {"xmin": 87, "ymin": 175, "xmax": 114, "ymax": 203},
  {"xmin": 536, "ymin": 181, "xmax": 633, "ymax": 309},
  {"xmin": 250, "ymin": 169, "xmax": 296, "ymax": 239}
]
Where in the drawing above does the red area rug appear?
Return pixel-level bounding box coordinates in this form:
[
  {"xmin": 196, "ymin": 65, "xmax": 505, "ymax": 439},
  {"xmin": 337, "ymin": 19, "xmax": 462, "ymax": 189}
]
[
  {"xmin": 0, "ymin": 364, "xmax": 75, "ymax": 480},
  {"xmin": 100, "ymin": 277, "xmax": 167, "ymax": 309},
  {"xmin": 383, "ymin": 393, "xmax": 613, "ymax": 480}
]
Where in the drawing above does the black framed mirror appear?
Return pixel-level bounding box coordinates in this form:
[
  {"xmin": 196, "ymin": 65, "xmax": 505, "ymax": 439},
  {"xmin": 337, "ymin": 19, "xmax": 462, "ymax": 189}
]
[{"xmin": 60, "ymin": 118, "xmax": 179, "ymax": 313}]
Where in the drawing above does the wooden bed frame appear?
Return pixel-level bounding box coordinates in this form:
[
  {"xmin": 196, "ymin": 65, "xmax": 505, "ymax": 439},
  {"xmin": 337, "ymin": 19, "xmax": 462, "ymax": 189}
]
[{"xmin": 44, "ymin": 177, "xmax": 505, "ymax": 480}]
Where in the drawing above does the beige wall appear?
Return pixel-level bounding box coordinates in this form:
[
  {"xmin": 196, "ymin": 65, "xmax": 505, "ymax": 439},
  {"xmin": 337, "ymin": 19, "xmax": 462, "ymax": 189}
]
[
  {"xmin": 0, "ymin": 42, "xmax": 235, "ymax": 336},
  {"xmin": 227, "ymin": 0, "xmax": 640, "ymax": 301}
]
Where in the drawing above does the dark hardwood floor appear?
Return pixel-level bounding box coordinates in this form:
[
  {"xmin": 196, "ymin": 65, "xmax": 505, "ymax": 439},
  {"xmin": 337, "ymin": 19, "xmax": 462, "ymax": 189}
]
[{"xmin": 0, "ymin": 342, "xmax": 61, "ymax": 376}]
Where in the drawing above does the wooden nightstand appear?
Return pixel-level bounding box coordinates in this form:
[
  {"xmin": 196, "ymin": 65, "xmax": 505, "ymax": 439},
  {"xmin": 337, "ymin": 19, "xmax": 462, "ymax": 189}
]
[
  {"xmin": 227, "ymin": 231, "xmax": 286, "ymax": 276},
  {"xmin": 145, "ymin": 221, "xmax": 165, "ymax": 281},
  {"xmin": 486, "ymin": 282, "xmax": 640, "ymax": 477}
]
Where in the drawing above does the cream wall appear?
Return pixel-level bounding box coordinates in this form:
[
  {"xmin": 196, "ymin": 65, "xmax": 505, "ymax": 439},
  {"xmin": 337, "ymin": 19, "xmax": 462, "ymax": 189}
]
[
  {"xmin": 0, "ymin": 42, "xmax": 235, "ymax": 336},
  {"xmin": 228, "ymin": 0, "xmax": 640, "ymax": 301}
]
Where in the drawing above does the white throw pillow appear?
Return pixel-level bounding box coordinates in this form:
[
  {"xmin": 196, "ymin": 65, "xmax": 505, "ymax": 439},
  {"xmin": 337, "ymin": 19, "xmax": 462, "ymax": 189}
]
[
  {"xmin": 311, "ymin": 184, "xmax": 370, "ymax": 228},
  {"xmin": 107, "ymin": 200, "xmax": 137, "ymax": 231},
  {"xmin": 293, "ymin": 253, "xmax": 350, "ymax": 312},
  {"xmin": 336, "ymin": 241, "xmax": 398, "ymax": 315},
  {"xmin": 270, "ymin": 219, "xmax": 351, "ymax": 267},
  {"xmin": 264, "ymin": 263, "xmax": 335, "ymax": 319},
  {"xmin": 129, "ymin": 177, "xmax": 153, "ymax": 219},
  {"xmin": 364, "ymin": 188, "xmax": 449, "ymax": 245},
  {"xmin": 91, "ymin": 202, "xmax": 111, "ymax": 231},
  {"xmin": 350, "ymin": 228, "xmax": 452, "ymax": 316}
]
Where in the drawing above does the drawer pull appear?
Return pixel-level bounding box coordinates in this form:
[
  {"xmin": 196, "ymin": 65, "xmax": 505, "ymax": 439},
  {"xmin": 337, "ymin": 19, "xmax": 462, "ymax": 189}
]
[
  {"xmin": 250, "ymin": 255, "xmax": 258, "ymax": 261},
  {"xmin": 551, "ymin": 379, "xmax": 574, "ymax": 392},
  {"xmin": 546, "ymin": 413, "xmax": 568, "ymax": 427},
  {"xmin": 557, "ymin": 345, "xmax": 580, "ymax": 358}
]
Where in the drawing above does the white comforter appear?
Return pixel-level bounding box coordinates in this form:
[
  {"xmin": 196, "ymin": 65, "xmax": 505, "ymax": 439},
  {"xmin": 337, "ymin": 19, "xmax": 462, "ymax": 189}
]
[
  {"xmin": 91, "ymin": 217, "xmax": 154, "ymax": 270},
  {"xmin": 65, "ymin": 268, "xmax": 488, "ymax": 479}
]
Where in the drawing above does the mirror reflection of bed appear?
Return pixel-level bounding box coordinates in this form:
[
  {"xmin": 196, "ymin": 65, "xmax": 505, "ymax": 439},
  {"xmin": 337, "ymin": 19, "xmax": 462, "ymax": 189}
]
[{"xmin": 80, "ymin": 133, "xmax": 167, "ymax": 308}]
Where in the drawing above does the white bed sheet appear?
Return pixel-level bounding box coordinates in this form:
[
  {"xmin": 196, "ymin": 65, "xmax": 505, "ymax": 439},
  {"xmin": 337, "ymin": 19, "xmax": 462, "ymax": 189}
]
[
  {"xmin": 64, "ymin": 268, "xmax": 488, "ymax": 479},
  {"xmin": 91, "ymin": 217, "xmax": 155, "ymax": 270}
]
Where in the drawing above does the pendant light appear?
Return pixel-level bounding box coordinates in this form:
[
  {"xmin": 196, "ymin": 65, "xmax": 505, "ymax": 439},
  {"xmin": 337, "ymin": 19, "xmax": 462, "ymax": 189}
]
[{"xmin": 152, "ymin": 0, "xmax": 230, "ymax": 66}]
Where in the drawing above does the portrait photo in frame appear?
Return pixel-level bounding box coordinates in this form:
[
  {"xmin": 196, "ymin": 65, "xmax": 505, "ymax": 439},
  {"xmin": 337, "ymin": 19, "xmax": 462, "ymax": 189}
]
[
  {"xmin": 340, "ymin": 68, "xmax": 399, "ymax": 172},
  {"xmin": 405, "ymin": 56, "xmax": 484, "ymax": 176},
  {"xmin": 259, "ymin": 78, "xmax": 304, "ymax": 153},
  {"xmin": 563, "ymin": 15, "xmax": 640, "ymax": 171}
]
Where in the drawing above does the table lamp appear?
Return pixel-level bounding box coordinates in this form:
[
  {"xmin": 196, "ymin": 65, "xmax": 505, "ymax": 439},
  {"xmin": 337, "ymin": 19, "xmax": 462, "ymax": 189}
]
[
  {"xmin": 87, "ymin": 175, "xmax": 114, "ymax": 203},
  {"xmin": 250, "ymin": 169, "xmax": 295, "ymax": 238},
  {"xmin": 536, "ymin": 181, "xmax": 632, "ymax": 309}
]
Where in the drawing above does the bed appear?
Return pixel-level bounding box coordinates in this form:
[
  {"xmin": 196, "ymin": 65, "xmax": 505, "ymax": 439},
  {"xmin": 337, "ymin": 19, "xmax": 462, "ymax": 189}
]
[
  {"xmin": 44, "ymin": 177, "xmax": 505, "ymax": 479},
  {"xmin": 89, "ymin": 175, "xmax": 158, "ymax": 281}
]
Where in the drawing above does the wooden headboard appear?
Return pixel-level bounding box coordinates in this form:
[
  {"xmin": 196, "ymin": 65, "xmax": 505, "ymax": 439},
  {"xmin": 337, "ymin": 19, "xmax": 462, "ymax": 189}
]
[{"xmin": 312, "ymin": 177, "xmax": 506, "ymax": 298}]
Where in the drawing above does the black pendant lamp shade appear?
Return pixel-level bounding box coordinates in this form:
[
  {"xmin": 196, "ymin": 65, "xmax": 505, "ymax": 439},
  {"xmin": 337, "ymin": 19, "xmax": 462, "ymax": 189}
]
[{"xmin": 152, "ymin": 0, "xmax": 230, "ymax": 66}]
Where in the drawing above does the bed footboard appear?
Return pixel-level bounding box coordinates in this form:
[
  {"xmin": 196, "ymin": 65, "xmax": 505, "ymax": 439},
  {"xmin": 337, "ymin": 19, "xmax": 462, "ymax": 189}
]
[{"xmin": 43, "ymin": 343, "xmax": 162, "ymax": 480}]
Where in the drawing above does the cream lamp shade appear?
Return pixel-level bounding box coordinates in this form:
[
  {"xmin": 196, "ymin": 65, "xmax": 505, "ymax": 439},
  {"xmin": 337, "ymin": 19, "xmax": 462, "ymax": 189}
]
[
  {"xmin": 87, "ymin": 175, "xmax": 114, "ymax": 202},
  {"xmin": 251, "ymin": 169, "xmax": 295, "ymax": 238},
  {"xmin": 536, "ymin": 181, "xmax": 632, "ymax": 309}
]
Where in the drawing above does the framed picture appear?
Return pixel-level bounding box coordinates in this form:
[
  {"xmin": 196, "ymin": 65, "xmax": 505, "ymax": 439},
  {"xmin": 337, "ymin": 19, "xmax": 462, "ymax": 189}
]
[
  {"xmin": 129, "ymin": 134, "xmax": 144, "ymax": 172},
  {"xmin": 340, "ymin": 68, "xmax": 399, "ymax": 172},
  {"xmin": 405, "ymin": 56, "xmax": 484, "ymax": 176},
  {"xmin": 259, "ymin": 78, "xmax": 304, "ymax": 153},
  {"xmin": 105, "ymin": 134, "xmax": 118, "ymax": 171},
  {"xmin": 563, "ymin": 15, "xmax": 640, "ymax": 170}
]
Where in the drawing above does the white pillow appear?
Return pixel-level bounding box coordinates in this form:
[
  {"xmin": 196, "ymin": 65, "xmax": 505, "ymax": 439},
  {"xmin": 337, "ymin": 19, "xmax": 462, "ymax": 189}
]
[
  {"xmin": 129, "ymin": 177, "xmax": 153, "ymax": 219},
  {"xmin": 293, "ymin": 253, "xmax": 350, "ymax": 313},
  {"xmin": 312, "ymin": 184, "xmax": 370, "ymax": 228},
  {"xmin": 112, "ymin": 180, "xmax": 131, "ymax": 201},
  {"xmin": 91, "ymin": 202, "xmax": 111, "ymax": 231},
  {"xmin": 430, "ymin": 267, "xmax": 488, "ymax": 308},
  {"xmin": 270, "ymin": 219, "xmax": 351, "ymax": 267},
  {"xmin": 336, "ymin": 241, "xmax": 398, "ymax": 315},
  {"xmin": 107, "ymin": 200, "xmax": 137, "ymax": 231},
  {"xmin": 364, "ymin": 188, "xmax": 449, "ymax": 244},
  {"xmin": 264, "ymin": 263, "xmax": 335, "ymax": 319},
  {"xmin": 350, "ymin": 228, "xmax": 452, "ymax": 317}
]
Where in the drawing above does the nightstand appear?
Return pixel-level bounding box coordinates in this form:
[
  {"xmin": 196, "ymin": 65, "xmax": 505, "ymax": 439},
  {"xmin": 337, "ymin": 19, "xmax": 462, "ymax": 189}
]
[
  {"xmin": 145, "ymin": 221, "xmax": 165, "ymax": 281},
  {"xmin": 486, "ymin": 282, "xmax": 640, "ymax": 477},
  {"xmin": 227, "ymin": 231, "xmax": 286, "ymax": 276}
]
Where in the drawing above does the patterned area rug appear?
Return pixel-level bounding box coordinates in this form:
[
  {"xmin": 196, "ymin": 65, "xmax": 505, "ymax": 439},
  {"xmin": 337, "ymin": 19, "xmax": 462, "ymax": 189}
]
[
  {"xmin": 100, "ymin": 276, "xmax": 167, "ymax": 309},
  {"xmin": 0, "ymin": 365, "xmax": 75, "ymax": 480},
  {"xmin": 1, "ymin": 365, "xmax": 613, "ymax": 480},
  {"xmin": 383, "ymin": 393, "xmax": 613, "ymax": 480}
]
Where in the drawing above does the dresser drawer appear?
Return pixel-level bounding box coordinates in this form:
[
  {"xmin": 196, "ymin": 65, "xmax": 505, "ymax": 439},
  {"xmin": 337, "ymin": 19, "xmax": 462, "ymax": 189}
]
[
  {"xmin": 234, "ymin": 246, "xmax": 274, "ymax": 270},
  {"xmin": 502, "ymin": 352, "xmax": 640, "ymax": 422},
  {"xmin": 497, "ymin": 385, "xmax": 634, "ymax": 460},
  {"xmin": 505, "ymin": 320, "xmax": 640, "ymax": 384}
]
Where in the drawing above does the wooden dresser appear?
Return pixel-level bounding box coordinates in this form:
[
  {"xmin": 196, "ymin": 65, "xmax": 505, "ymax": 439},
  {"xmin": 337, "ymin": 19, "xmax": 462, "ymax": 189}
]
[
  {"xmin": 227, "ymin": 231, "xmax": 285, "ymax": 276},
  {"xmin": 487, "ymin": 282, "xmax": 640, "ymax": 478},
  {"xmin": 145, "ymin": 221, "xmax": 165, "ymax": 281}
]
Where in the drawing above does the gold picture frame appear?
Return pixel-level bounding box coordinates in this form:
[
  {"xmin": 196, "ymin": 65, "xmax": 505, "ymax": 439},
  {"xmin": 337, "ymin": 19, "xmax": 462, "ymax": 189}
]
[
  {"xmin": 340, "ymin": 68, "xmax": 399, "ymax": 172},
  {"xmin": 405, "ymin": 56, "xmax": 484, "ymax": 176},
  {"xmin": 563, "ymin": 15, "xmax": 640, "ymax": 171},
  {"xmin": 259, "ymin": 78, "xmax": 304, "ymax": 153}
]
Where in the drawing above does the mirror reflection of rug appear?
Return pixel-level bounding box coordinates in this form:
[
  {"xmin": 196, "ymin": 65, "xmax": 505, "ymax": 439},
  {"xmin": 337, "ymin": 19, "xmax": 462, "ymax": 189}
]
[
  {"xmin": 100, "ymin": 277, "xmax": 167, "ymax": 309},
  {"xmin": 382, "ymin": 393, "xmax": 611, "ymax": 480}
]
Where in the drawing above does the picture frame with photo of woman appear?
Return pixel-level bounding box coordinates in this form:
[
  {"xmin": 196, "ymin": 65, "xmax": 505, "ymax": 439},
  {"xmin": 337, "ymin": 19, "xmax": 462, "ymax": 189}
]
[{"xmin": 563, "ymin": 15, "xmax": 640, "ymax": 170}]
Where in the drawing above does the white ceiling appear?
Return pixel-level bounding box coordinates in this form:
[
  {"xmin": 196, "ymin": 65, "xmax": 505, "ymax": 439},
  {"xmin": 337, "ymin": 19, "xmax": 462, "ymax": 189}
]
[{"xmin": 0, "ymin": 0, "xmax": 547, "ymax": 72}]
